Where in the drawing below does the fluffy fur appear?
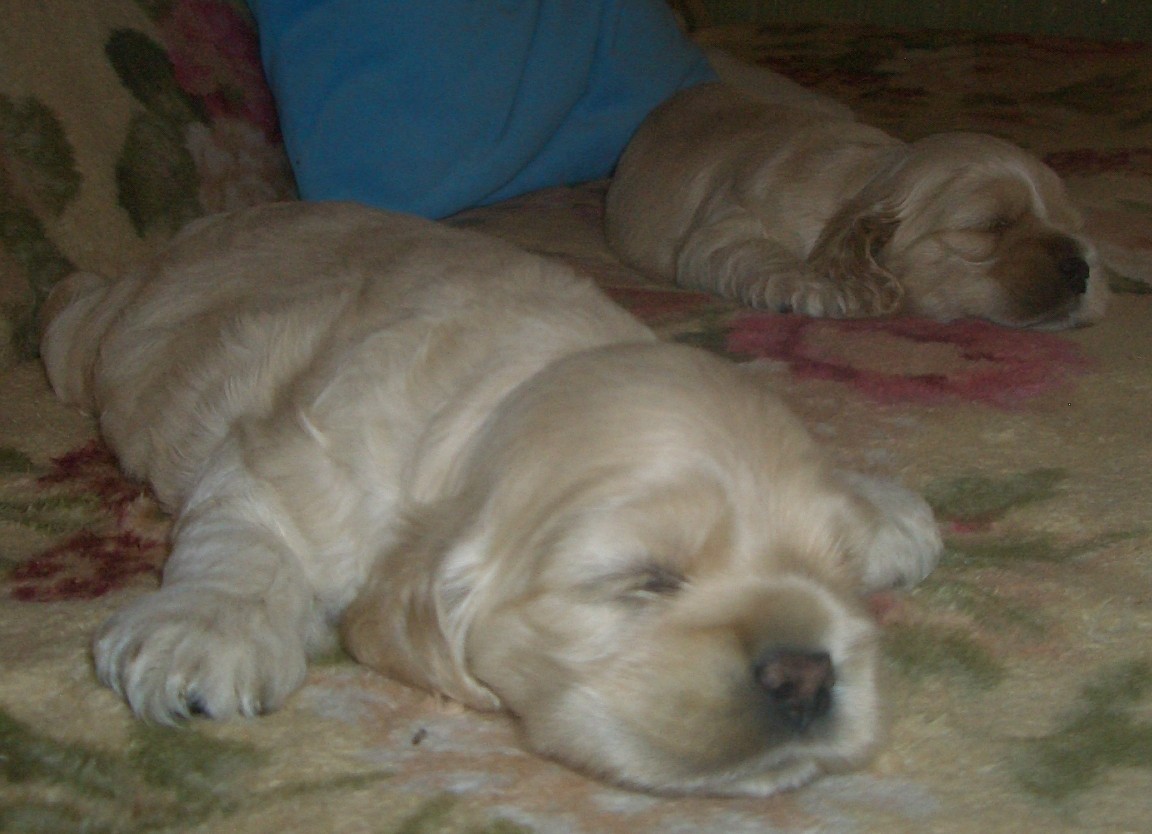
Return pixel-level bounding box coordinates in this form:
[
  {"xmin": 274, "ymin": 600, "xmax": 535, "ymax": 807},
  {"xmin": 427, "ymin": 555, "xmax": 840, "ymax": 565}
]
[
  {"xmin": 606, "ymin": 81, "xmax": 1108, "ymax": 329},
  {"xmin": 41, "ymin": 202, "xmax": 941, "ymax": 797}
]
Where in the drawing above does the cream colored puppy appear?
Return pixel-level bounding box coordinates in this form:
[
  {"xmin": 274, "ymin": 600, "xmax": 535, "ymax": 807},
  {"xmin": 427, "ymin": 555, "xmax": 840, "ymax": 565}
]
[
  {"xmin": 606, "ymin": 82, "xmax": 1108, "ymax": 329},
  {"xmin": 41, "ymin": 202, "xmax": 941, "ymax": 797}
]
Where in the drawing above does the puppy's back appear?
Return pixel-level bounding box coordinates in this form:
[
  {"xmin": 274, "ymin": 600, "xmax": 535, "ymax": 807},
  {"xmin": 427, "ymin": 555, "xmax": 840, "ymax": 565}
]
[
  {"xmin": 41, "ymin": 202, "xmax": 652, "ymax": 509},
  {"xmin": 605, "ymin": 83, "xmax": 893, "ymax": 282}
]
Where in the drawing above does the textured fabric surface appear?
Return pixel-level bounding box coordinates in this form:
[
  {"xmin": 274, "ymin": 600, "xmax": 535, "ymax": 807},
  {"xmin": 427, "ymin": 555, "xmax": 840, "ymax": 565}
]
[
  {"xmin": 2, "ymin": 4, "xmax": 1152, "ymax": 832},
  {"xmin": 247, "ymin": 0, "xmax": 716, "ymax": 218}
]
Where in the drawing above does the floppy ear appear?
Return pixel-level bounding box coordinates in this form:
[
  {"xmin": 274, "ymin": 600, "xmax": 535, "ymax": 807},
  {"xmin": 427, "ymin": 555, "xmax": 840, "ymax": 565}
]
[
  {"xmin": 340, "ymin": 503, "xmax": 502, "ymax": 711},
  {"xmin": 805, "ymin": 194, "xmax": 905, "ymax": 316}
]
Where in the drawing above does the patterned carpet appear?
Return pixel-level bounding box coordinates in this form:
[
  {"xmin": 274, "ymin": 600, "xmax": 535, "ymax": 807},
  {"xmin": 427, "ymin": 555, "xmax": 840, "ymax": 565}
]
[{"xmin": 2, "ymin": 3, "xmax": 1151, "ymax": 832}]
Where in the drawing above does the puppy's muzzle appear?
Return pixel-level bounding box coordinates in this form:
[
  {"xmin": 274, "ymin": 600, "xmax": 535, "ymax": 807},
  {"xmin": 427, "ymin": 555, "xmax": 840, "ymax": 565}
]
[{"xmin": 756, "ymin": 649, "xmax": 836, "ymax": 732}]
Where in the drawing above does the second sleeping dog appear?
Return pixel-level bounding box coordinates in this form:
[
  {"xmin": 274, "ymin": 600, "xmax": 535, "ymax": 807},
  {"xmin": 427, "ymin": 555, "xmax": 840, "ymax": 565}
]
[{"xmin": 606, "ymin": 82, "xmax": 1108, "ymax": 329}]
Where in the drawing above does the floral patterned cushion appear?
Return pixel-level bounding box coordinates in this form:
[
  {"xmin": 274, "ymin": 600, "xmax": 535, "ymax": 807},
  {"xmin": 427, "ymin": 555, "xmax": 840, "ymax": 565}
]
[{"xmin": 0, "ymin": 0, "xmax": 294, "ymax": 364}]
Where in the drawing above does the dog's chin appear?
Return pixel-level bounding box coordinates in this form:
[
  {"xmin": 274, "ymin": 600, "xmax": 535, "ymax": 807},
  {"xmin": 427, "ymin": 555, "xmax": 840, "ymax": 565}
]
[
  {"xmin": 897, "ymin": 257, "xmax": 1108, "ymax": 329},
  {"xmin": 1001, "ymin": 303, "xmax": 1099, "ymax": 331},
  {"xmin": 979, "ymin": 280, "xmax": 1109, "ymax": 330},
  {"xmin": 472, "ymin": 577, "xmax": 881, "ymax": 797},
  {"xmin": 1020, "ymin": 276, "xmax": 1110, "ymax": 331},
  {"xmin": 526, "ymin": 700, "xmax": 874, "ymax": 798}
]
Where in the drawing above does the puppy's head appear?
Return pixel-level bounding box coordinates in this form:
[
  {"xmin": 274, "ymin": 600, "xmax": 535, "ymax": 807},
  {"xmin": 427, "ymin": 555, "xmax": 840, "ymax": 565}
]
[
  {"xmin": 820, "ymin": 132, "xmax": 1107, "ymax": 328},
  {"xmin": 343, "ymin": 343, "xmax": 892, "ymax": 796}
]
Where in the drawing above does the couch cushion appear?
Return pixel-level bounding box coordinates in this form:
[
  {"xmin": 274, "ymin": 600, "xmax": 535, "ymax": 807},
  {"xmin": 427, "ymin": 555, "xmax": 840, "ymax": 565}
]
[{"xmin": 0, "ymin": 0, "xmax": 295, "ymax": 363}]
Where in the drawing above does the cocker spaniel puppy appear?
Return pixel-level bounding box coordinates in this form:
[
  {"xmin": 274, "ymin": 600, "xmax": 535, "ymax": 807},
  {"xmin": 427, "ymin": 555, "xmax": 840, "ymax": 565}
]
[
  {"xmin": 606, "ymin": 81, "xmax": 1108, "ymax": 329},
  {"xmin": 41, "ymin": 202, "xmax": 941, "ymax": 797}
]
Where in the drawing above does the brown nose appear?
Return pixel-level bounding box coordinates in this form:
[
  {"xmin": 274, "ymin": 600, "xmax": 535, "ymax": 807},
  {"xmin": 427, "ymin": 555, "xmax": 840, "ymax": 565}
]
[
  {"xmin": 756, "ymin": 650, "xmax": 836, "ymax": 731},
  {"xmin": 1058, "ymin": 255, "xmax": 1090, "ymax": 295}
]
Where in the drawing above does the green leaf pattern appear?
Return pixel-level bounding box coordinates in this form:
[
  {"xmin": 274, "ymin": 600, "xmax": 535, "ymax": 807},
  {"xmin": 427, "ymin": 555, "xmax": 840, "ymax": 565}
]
[
  {"xmin": 105, "ymin": 28, "xmax": 206, "ymax": 236},
  {"xmin": 115, "ymin": 110, "xmax": 202, "ymax": 237}
]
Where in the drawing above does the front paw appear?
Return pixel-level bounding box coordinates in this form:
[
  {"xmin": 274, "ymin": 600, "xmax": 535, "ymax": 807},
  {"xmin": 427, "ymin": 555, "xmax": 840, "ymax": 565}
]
[
  {"xmin": 839, "ymin": 472, "xmax": 943, "ymax": 590},
  {"xmin": 720, "ymin": 271, "xmax": 901, "ymax": 318},
  {"xmin": 786, "ymin": 274, "xmax": 902, "ymax": 319},
  {"xmin": 93, "ymin": 588, "xmax": 308, "ymax": 723}
]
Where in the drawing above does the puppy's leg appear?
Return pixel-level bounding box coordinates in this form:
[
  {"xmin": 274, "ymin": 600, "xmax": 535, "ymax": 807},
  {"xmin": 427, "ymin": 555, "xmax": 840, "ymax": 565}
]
[
  {"xmin": 677, "ymin": 218, "xmax": 808, "ymax": 311},
  {"xmin": 93, "ymin": 476, "xmax": 320, "ymax": 723},
  {"xmin": 40, "ymin": 272, "xmax": 116, "ymax": 410},
  {"xmin": 677, "ymin": 215, "xmax": 897, "ymax": 317},
  {"xmin": 837, "ymin": 471, "xmax": 943, "ymax": 591}
]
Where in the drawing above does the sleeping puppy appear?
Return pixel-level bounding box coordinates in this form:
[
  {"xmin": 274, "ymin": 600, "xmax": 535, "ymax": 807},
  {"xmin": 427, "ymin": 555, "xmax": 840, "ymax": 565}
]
[
  {"xmin": 606, "ymin": 82, "xmax": 1108, "ymax": 329},
  {"xmin": 41, "ymin": 202, "xmax": 941, "ymax": 797}
]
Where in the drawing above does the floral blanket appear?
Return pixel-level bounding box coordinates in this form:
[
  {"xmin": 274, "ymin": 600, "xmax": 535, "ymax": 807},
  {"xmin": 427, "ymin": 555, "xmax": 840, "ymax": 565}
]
[{"xmin": 2, "ymin": 3, "xmax": 1151, "ymax": 832}]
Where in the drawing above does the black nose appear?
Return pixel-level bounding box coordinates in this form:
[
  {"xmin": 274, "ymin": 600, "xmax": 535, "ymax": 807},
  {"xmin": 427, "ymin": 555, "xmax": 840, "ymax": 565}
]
[
  {"xmin": 756, "ymin": 650, "xmax": 835, "ymax": 731},
  {"xmin": 1058, "ymin": 255, "xmax": 1090, "ymax": 295}
]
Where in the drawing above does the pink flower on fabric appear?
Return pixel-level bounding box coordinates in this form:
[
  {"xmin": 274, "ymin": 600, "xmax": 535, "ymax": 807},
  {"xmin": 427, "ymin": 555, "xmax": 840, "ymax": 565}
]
[
  {"xmin": 9, "ymin": 531, "xmax": 163, "ymax": 602},
  {"xmin": 186, "ymin": 119, "xmax": 294, "ymax": 212},
  {"xmin": 726, "ymin": 315, "xmax": 1091, "ymax": 407},
  {"xmin": 37, "ymin": 439, "xmax": 149, "ymax": 524},
  {"xmin": 5, "ymin": 440, "xmax": 169, "ymax": 602},
  {"xmin": 160, "ymin": 0, "xmax": 281, "ymax": 141}
]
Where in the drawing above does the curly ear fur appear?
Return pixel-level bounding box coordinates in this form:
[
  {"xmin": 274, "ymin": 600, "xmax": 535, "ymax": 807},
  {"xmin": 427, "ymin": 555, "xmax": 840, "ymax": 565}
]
[
  {"xmin": 340, "ymin": 502, "xmax": 502, "ymax": 712},
  {"xmin": 805, "ymin": 197, "xmax": 904, "ymax": 316}
]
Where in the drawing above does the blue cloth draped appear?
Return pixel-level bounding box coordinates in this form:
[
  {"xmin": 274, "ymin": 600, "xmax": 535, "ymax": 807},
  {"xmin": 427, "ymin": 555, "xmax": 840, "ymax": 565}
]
[{"xmin": 246, "ymin": 0, "xmax": 716, "ymax": 218}]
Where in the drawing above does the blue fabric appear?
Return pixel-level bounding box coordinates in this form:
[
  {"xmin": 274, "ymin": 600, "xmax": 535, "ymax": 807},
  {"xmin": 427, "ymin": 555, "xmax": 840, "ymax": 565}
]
[{"xmin": 246, "ymin": 0, "xmax": 716, "ymax": 218}]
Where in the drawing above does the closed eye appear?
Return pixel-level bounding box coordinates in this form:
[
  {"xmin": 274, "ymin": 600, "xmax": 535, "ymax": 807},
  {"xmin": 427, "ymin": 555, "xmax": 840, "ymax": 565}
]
[
  {"xmin": 939, "ymin": 228, "xmax": 999, "ymax": 261},
  {"xmin": 595, "ymin": 564, "xmax": 687, "ymax": 603},
  {"xmin": 984, "ymin": 215, "xmax": 1013, "ymax": 234},
  {"xmin": 630, "ymin": 565, "xmax": 687, "ymax": 598},
  {"xmin": 940, "ymin": 210, "xmax": 1021, "ymax": 260}
]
